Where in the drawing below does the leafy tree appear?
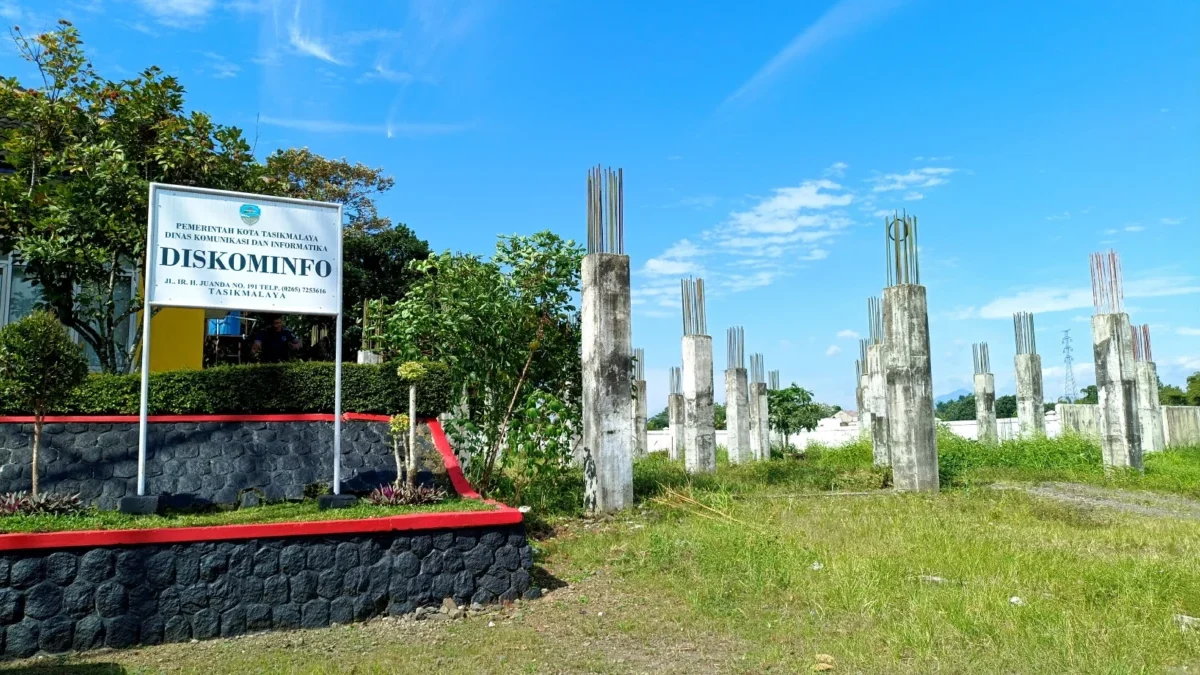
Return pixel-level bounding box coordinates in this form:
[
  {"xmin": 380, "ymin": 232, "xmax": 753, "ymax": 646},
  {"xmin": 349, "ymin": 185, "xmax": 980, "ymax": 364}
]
[
  {"xmin": 714, "ymin": 402, "xmax": 726, "ymax": 430},
  {"xmin": 260, "ymin": 148, "xmax": 395, "ymax": 234},
  {"xmin": 1160, "ymin": 384, "xmax": 1187, "ymax": 405},
  {"xmin": 0, "ymin": 22, "xmax": 259, "ymax": 372},
  {"xmin": 648, "ymin": 407, "xmax": 669, "ymax": 431},
  {"xmin": 382, "ymin": 231, "xmax": 584, "ymax": 498},
  {"xmin": 1076, "ymin": 385, "xmax": 1098, "ymax": 404},
  {"xmin": 935, "ymin": 394, "xmax": 975, "ymax": 421},
  {"xmin": 995, "ymin": 394, "xmax": 1017, "ymax": 418},
  {"xmin": 767, "ymin": 384, "xmax": 825, "ymax": 437},
  {"xmin": 1186, "ymin": 372, "xmax": 1200, "ymax": 406},
  {"xmin": 0, "ymin": 311, "xmax": 88, "ymax": 495}
]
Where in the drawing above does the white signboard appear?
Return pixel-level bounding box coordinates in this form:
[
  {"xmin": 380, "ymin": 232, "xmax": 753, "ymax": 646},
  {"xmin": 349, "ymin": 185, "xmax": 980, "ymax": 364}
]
[{"xmin": 147, "ymin": 185, "xmax": 342, "ymax": 316}]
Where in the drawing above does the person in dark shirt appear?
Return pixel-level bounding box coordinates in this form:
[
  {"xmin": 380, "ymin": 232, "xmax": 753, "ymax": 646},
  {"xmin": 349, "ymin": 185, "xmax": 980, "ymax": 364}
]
[{"xmin": 251, "ymin": 315, "xmax": 301, "ymax": 363}]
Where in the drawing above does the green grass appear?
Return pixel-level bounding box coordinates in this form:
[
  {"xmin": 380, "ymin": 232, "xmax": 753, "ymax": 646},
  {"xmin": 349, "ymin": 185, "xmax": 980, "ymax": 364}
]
[{"xmin": 0, "ymin": 497, "xmax": 491, "ymax": 534}]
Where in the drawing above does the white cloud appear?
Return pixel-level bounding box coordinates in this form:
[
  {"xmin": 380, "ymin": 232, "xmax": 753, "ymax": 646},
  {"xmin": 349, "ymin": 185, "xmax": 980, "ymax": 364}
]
[
  {"xmin": 1161, "ymin": 217, "xmax": 1184, "ymax": 225},
  {"xmin": 976, "ymin": 276, "xmax": 1200, "ymax": 319},
  {"xmin": 823, "ymin": 161, "xmax": 849, "ymax": 178},
  {"xmin": 358, "ymin": 62, "xmax": 414, "ymax": 84},
  {"xmin": 1171, "ymin": 356, "xmax": 1200, "ymax": 372},
  {"xmin": 725, "ymin": 180, "xmax": 852, "ymax": 234},
  {"xmin": 1046, "ymin": 211, "xmax": 1072, "ymax": 222},
  {"xmin": 870, "ymin": 167, "xmax": 955, "ymax": 193},
  {"xmin": 643, "ymin": 258, "xmax": 701, "ymax": 277},
  {"xmin": 902, "ymin": 191, "xmax": 924, "ymax": 201},
  {"xmin": 825, "ymin": 345, "xmax": 842, "ymax": 357},
  {"xmin": 200, "ymin": 52, "xmax": 240, "ymax": 79},
  {"xmin": 663, "ymin": 239, "xmax": 703, "ymax": 259},
  {"xmin": 722, "ymin": 0, "xmax": 911, "ymax": 107},
  {"xmin": 1124, "ymin": 225, "xmax": 1144, "ymax": 233},
  {"xmin": 1178, "ymin": 327, "xmax": 1200, "ymax": 336},
  {"xmin": 802, "ymin": 248, "xmax": 829, "ymax": 261},
  {"xmin": 135, "ymin": 0, "xmax": 216, "ymax": 27},
  {"xmin": 259, "ymin": 115, "xmax": 472, "ymax": 136},
  {"xmin": 674, "ymin": 195, "xmax": 719, "ymax": 210},
  {"xmin": 1104, "ymin": 228, "xmax": 1117, "ymax": 235},
  {"xmin": 836, "ymin": 329, "xmax": 860, "ymax": 339},
  {"xmin": 288, "ymin": 2, "xmax": 343, "ymax": 64}
]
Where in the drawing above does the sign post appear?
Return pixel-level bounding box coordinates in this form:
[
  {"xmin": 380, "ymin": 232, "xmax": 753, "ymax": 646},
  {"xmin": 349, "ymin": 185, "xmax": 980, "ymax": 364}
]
[{"xmin": 138, "ymin": 184, "xmax": 344, "ymax": 503}]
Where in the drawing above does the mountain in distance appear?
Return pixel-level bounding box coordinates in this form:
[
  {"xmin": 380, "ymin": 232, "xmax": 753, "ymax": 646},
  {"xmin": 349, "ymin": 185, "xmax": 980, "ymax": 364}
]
[{"xmin": 934, "ymin": 388, "xmax": 972, "ymax": 405}]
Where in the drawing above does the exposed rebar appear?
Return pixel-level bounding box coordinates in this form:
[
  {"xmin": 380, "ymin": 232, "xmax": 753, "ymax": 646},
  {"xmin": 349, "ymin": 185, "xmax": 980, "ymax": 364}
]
[
  {"xmin": 859, "ymin": 338, "xmax": 868, "ymax": 371},
  {"xmin": 867, "ymin": 296, "xmax": 883, "ymax": 344},
  {"xmin": 1089, "ymin": 249, "xmax": 1124, "ymax": 315},
  {"xmin": 972, "ymin": 342, "xmax": 991, "ymax": 375},
  {"xmin": 884, "ymin": 211, "xmax": 920, "ymax": 287},
  {"xmin": 633, "ymin": 348, "xmax": 644, "ymax": 380},
  {"xmin": 586, "ymin": 165, "xmax": 625, "ymax": 255},
  {"xmin": 749, "ymin": 354, "xmax": 765, "ymax": 385},
  {"xmin": 855, "ymin": 359, "xmax": 862, "ymax": 382},
  {"xmin": 1013, "ymin": 312, "xmax": 1037, "ymax": 356},
  {"xmin": 768, "ymin": 370, "xmax": 780, "ymax": 391},
  {"xmin": 1131, "ymin": 324, "xmax": 1153, "ymax": 362},
  {"xmin": 726, "ymin": 326, "xmax": 745, "ymax": 370},
  {"xmin": 681, "ymin": 277, "xmax": 707, "ymax": 336},
  {"xmin": 669, "ymin": 366, "xmax": 682, "ymax": 396}
]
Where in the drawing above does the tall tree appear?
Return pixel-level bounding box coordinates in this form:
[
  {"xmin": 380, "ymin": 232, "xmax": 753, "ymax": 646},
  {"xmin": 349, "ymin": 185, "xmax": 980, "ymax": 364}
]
[
  {"xmin": 0, "ymin": 22, "xmax": 259, "ymax": 372},
  {"xmin": 767, "ymin": 384, "xmax": 825, "ymax": 437}
]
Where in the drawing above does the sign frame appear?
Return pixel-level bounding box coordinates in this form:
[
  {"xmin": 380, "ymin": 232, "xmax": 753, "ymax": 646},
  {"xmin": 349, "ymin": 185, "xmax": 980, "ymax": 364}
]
[{"xmin": 138, "ymin": 183, "xmax": 348, "ymax": 497}]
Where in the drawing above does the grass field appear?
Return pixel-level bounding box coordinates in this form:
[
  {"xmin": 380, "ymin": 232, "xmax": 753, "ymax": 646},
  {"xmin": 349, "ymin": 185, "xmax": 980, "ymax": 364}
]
[{"xmin": 10, "ymin": 436, "xmax": 1200, "ymax": 673}]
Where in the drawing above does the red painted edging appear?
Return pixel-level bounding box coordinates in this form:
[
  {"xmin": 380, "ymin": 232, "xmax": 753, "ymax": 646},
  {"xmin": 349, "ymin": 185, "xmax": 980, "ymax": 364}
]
[
  {"xmin": 0, "ymin": 413, "xmax": 389, "ymax": 424},
  {"xmin": 0, "ymin": 414, "xmax": 523, "ymax": 552}
]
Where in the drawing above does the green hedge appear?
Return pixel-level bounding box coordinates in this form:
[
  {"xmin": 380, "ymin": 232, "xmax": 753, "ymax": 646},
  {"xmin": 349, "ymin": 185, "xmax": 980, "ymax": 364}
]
[{"xmin": 0, "ymin": 361, "xmax": 451, "ymax": 418}]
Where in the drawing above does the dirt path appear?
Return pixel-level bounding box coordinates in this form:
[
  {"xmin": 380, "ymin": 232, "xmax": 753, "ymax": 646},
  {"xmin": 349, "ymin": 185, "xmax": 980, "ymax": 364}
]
[{"xmin": 998, "ymin": 481, "xmax": 1200, "ymax": 520}]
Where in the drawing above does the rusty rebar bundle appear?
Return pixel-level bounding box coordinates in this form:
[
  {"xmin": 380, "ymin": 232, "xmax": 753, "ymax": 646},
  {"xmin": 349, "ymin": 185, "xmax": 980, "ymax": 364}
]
[
  {"xmin": 972, "ymin": 342, "xmax": 991, "ymax": 375},
  {"xmin": 1131, "ymin": 324, "xmax": 1153, "ymax": 362},
  {"xmin": 885, "ymin": 211, "xmax": 920, "ymax": 287},
  {"xmin": 586, "ymin": 165, "xmax": 624, "ymax": 255},
  {"xmin": 1014, "ymin": 312, "xmax": 1037, "ymax": 356},
  {"xmin": 726, "ymin": 326, "xmax": 745, "ymax": 370},
  {"xmin": 1090, "ymin": 249, "xmax": 1124, "ymax": 315},
  {"xmin": 681, "ymin": 277, "xmax": 707, "ymax": 336},
  {"xmin": 669, "ymin": 366, "xmax": 682, "ymax": 395},
  {"xmin": 867, "ymin": 296, "xmax": 883, "ymax": 344},
  {"xmin": 633, "ymin": 348, "xmax": 644, "ymax": 380}
]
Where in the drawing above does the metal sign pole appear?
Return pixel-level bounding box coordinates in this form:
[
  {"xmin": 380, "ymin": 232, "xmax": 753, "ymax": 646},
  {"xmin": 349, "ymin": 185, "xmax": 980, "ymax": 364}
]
[
  {"xmin": 332, "ymin": 204, "xmax": 345, "ymax": 495},
  {"xmin": 136, "ymin": 185, "xmax": 158, "ymax": 497}
]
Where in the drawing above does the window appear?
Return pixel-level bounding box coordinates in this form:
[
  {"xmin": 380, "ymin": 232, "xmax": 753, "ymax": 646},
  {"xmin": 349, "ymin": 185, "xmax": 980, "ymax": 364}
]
[{"xmin": 8, "ymin": 265, "xmax": 42, "ymax": 323}]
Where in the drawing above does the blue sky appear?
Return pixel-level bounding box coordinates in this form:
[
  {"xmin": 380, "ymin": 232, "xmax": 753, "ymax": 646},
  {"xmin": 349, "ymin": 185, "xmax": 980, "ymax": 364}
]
[{"xmin": 3, "ymin": 0, "xmax": 1198, "ymax": 413}]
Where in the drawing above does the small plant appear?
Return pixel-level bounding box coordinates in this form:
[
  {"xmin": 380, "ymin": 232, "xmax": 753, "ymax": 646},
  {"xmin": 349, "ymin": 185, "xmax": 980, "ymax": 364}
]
[
  {"xmin": 0, "ymin": 491, "xmax": 85, "ymax": 516},
  {"xmin": 365, "ymin": 482, "xmax": 447, "ymax": 506},
  {"xmin": 304, "ymin": 482, "xmax": 331, "ymax": 500},
  {"xmin": 0, "ymin": 311, "xmax": 90, "ymax": 496}
]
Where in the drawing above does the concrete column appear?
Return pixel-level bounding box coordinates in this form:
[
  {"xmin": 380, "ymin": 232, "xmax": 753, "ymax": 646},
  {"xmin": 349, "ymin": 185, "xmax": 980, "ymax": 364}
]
[
  {"xmin": 857, "ymin": 368, "xmax": 874, "ymax": 444},
  {"xmin": 1136, "ymin": 360, "xmax": 1164, "ymax": 454},
  {"xmin": 974, "ymin": 372, "xmax": 998, "ymax": 444},
  {"xmin": 725, "ymin": 368, "xmax": 751, "ymax": 463},
  {"xmin": 882, "ymin": 284, "xmax": 938, "ymax": 492},
  {"xmin": 667, "ymin": 393, "xmax": 684, "ymax": 461},
  {"xmin": 581, "ymin": 253, "xmax": 634, "ymax": 513},
  {"xmin": 682, "ymin": 335, "xmax": 715, "ymax": 473},
  {"xmin": 865, "ymin": 344, "xmax": 889, "ymax": 466},
  {"xmin": 1014, "ymin": 354, "xmax": 1046, "ymax": 437},
  {"xmin": 1092, "ymin": 313, "xmax": 1142, "ymax": 470},
  {"xmin": 633, "ymin": 379, "xmax": 648, "ymax": 459},
  {"xmin": 747, "ymin": 383, "xmax": 762, "ymax": 460},
  {"xmin": 753, "ymin": 382, "xmax": 770, "ymax": 460}
]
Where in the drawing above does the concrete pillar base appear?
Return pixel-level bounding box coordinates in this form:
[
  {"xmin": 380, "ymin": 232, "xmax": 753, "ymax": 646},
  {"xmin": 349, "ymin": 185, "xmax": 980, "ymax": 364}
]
[
  {"xmin": 1092, "ymin": 312, "xmax": 1143, "ymax": 470},
  {"xmin": 1015, "ymin": 353, "xmax": 1046, "ymax": 437},
  {"xmin": 974, "ymin": 372, "xmax": 998, "ymax": 444},
  {"xmin": 683, "ymin": 335, "xmax": 716, "ymax": 473},
  {"xmin": 667, "ymin": 394, "xmax": 684, "ymax": 461},
  {"xmin": 725, "ymin": 368, "xmax": 751, "ymax": 464},
  {"xmin": 883, "ymin": 284, "xmax": 938, "ymax": 492}
]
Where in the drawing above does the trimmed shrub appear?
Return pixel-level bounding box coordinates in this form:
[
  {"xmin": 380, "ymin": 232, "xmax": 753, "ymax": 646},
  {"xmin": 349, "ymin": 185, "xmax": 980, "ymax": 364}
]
[
  {"xmin": 0, "ymin": 361, "xmax": 451, "ymax": 418},
  {"xmin": 0, "ymin": 491, "xmax": 86, "ymax": 516}
]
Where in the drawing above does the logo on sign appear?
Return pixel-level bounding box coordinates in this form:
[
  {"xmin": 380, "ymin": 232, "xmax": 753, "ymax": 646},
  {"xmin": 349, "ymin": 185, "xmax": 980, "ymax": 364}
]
[{"xmin": 239, "ymin": 204, "xmax": 261, "ymax": 226}]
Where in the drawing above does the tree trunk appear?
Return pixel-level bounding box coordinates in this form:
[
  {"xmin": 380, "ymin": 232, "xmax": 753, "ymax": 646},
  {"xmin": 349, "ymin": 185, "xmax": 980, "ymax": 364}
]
[
  {"xmin": 407, "ymin": 385, "xmax": 418, "ymax": 489},
  {"xmin": 31, "ymin": 414, "xmax": 42, "ymax": 497}
]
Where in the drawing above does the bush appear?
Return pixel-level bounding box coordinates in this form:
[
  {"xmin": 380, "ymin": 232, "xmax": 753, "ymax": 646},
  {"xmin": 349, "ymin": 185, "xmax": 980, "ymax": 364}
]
[
  {"xmin": 0, "ymin": 491, "xmax": 85, "ymax": 516},
  {"xmin": 365, "ymin": 483, "xmax": 447, "ymax": 506},
  {"xmin": 0, "ymin": 360, "xmax": 452, "ymax": 417}
]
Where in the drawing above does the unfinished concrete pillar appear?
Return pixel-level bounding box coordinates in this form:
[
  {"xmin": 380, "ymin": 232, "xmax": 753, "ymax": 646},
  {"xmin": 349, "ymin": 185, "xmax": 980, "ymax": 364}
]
[
  {"xmin": 857, "ymin": 353, "xmax": 874, "ymax": 443},
  {"xmin": 972, "ymin": 342, "xmax": 998, "ymax": 444},
  {"xmin": 1132, "ymin": 324, "xmax": 1164, "ymax": 454},
  {"xmin": 1090, "ymin": 250, "xmax": 1142, "ymax": 470},
  {"xmin": 632, "ymin": 348, "xmax": 648, "ymax": 459},
  {"xmin": 748, "ymin": 354, "xmax": 770, "ymax": 460},
  {"xmin": 724, "ymin": 327, "xmax": 751, "ymax": 464},
  {"xmin": 667, "ymin": 367, "xmax": 684, "ymax": 460},
  {"xmin": 862, "ymin": 297, "xmax": 890, "ymax": 466},
  {"xmin": 882, "ymin": 213, "xmax": 938, "ymax": 492},
  {"xmin": 681, "ymin": 278, "xmax": 715, "ymax": 473},
  {"xmin": 1013, "ymin": 312, "xmax": 1046, "ymax": 437},
  {"xmin": 581, "ymin": 166, "xmax": 634, "ymax": 513}
]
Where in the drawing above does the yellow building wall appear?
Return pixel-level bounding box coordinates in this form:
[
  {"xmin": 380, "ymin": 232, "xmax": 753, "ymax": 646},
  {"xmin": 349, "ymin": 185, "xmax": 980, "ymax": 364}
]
[{"xmin": 149, "ymin": 308, "xmax": 204, "ymax": 372}]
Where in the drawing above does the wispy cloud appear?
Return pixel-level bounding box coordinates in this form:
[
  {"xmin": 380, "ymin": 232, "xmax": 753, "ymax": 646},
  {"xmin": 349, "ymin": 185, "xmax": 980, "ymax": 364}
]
[
  {"xmin": 1125, "ymin": 224, "xmax": 1145, "ymax": 233},
  {"xmin": 823, "ymin": 161, "xmax": 849, "ymax": 178},
  {"xmin": 669, "ymin": 195, "xmax": 719, "ymax": 210},
  {"xmin": 836, "ymin": 329, "xmax": 860, "ymax": 339},
  {"xmin": 721, "ymin": 0, "xmax": 910, "ymax": 108},
  {"xmin": 825, "ymin": 345, "xmax": 842, "ymax": 357},
  {"xmin": 200, "ymin": 51, "xmax": 240, "ymax": 79},
  {"xmin": 1178, "ymin": 327, "xmax": 1200, "ymax": 337},
  {"xmin": 358, "ymin": 61, "xmax": 415, "ymax": 84},
  {"xmin": 135, "ymin": 0, "xmax": 216, "ymax": 28},
  {"xmin": 288, "ymin": 1, "xmax": 343, "ymax": 64},
  {"xmin": 1161, "ymin": 217, "xmax": 1185, "ymax": 225},
  {"xmin": 1046, "ymin": 211, "xmax": 1072, "ymax": 222},
  {"xmin": 973, "ymin": 276, "xmax": 1200, "ymax": 319},
  {"xmin": 259, "ymin": 115, "xmax": 473, "ymax": 137},
  {"xmin": 870, "ymin": 167, "xmax": 956, "ymax": 193}
]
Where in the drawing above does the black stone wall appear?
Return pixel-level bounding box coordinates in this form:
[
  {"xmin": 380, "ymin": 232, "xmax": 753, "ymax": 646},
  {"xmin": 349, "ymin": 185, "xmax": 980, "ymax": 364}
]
[
  {"xmin": 0, "ymin": 524, "xmax": 534, "ymax": 658},
  {"xmin": 0, "ymin": 420, "xmax": 431, "ymax": 510}
]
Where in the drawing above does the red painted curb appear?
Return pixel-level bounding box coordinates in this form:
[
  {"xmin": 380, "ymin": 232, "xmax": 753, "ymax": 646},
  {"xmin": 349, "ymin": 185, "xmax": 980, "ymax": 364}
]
[
  {"xmin": 0, "ymin": 414, "xmax": 523, "ymax": 551},
  {"xmin": 0, "ymin": 413, "xmax": 397, "ymax": 424}
]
